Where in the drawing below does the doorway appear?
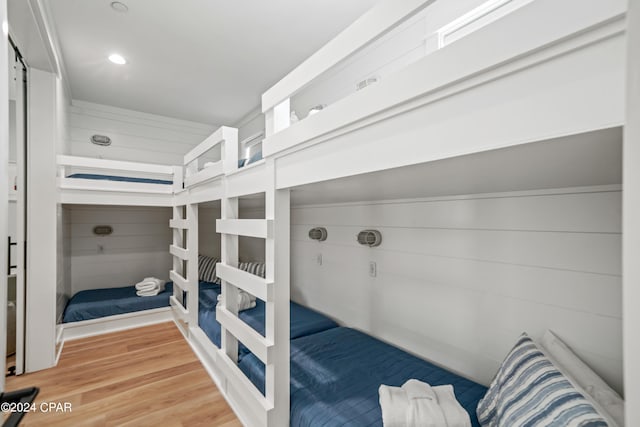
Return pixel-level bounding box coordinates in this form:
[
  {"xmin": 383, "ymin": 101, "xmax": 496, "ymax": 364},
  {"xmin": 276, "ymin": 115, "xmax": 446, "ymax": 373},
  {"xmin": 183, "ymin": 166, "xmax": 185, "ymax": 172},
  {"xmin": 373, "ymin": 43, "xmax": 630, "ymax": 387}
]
[{"xmin": 6, "ymin": 39, "xmax": 27, "ymax": 378}]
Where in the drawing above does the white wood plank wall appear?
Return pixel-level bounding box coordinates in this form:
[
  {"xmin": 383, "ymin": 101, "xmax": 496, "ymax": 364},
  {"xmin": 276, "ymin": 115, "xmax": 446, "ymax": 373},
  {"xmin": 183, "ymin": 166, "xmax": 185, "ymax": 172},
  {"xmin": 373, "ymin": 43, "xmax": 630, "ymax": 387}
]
[
  {"xmin": 199, "ymin": 207, "xmax": 221, "ymax": 258},
  {"xmin": 68, "ymin": 205, "xmax": 173, "ymax": 293},
  {"xmin": 67, "ymin": 100, "xmax": 217, "ymax": 165},
  {"xmin": 290, "ymin": 187, "xmax": 623, "ymax": 394}
]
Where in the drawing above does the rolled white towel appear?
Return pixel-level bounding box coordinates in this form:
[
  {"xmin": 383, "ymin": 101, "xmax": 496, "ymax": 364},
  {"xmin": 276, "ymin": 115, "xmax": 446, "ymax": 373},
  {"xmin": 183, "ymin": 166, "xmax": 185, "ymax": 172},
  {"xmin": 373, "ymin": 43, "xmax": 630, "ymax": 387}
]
[
  {"xmin": 141, "ymin": 277, "xmax": 165, "ymax": 292},
  {"xmin": 135, "ymin": 281, "xmax": 157, "ymax": 291},
  {"xmin": 216, "ymin": 291, "xmax": 256, "ymax": 311},
  {"xmin": 137, "ymin": 288, "xmax": 160, "ymax": 297}
]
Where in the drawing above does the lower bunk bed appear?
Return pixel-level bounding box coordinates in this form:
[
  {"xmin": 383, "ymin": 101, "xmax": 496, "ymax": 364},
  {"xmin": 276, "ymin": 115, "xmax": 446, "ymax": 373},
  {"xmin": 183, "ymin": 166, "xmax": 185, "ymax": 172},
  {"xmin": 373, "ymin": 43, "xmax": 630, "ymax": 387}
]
[
  {"xmin": 62, "ymin": 281, "xmax": 220, "ymax": 340},
  {"xmin": 197, "ymin": 284, "xmax": 339, "ymax": 358},
  {"xmin": 239, "ymin": 326, "xmax": 487, "ymax": 427}
]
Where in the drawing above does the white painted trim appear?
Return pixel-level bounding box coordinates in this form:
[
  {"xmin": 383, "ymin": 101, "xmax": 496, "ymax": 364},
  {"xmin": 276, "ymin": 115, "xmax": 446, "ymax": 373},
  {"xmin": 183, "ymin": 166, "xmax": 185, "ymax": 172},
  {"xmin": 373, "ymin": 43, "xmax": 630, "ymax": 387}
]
[
  {"xmin": 58, "ymin": 177, "xmax": 173, "ymax": 194},
  {"xmin": 436, "ymin": 0, "xmax": 533, "ymax": 48},
  {"xmin": 184, "ymin": 163, "xmax": 224, "ymax": 188},
  {"xmin": 186, "ymin": 326, "xmax": 264, "ymax": 427},
  {"xmin": 169, "ymin": 244, "xmax": 188, "ymax": 260},
  {"xmin": 216, "ymin": 219, "xmax": 272, "ymax": 239},
  {"xmin": 217, "ymin": 264, "xmax": 272, "ymax": 302},
  {"xmin": 216, "ymin": 306, "xmax": 273, "ymax": 364},
  {"xmin": 58, "ymin": 189, "xmax": 174, "ymax": 207},
  {"xmin": 169, "ymin": 270, "xmax": 188, "ymax": 290},
  {"xmin": 62, "ymin": 308, "xmax": 172, "ymax": 341},
  {"xmin": 291, "ymin": 185, "xmax": 624, "ymax": 210},
  {"xmin": 261, "ymin": 0, "xmax": 435, "ymax": 111},
  {"xmin": 58, "ymin": 155, "xmax": 175, "ymax": 175}
]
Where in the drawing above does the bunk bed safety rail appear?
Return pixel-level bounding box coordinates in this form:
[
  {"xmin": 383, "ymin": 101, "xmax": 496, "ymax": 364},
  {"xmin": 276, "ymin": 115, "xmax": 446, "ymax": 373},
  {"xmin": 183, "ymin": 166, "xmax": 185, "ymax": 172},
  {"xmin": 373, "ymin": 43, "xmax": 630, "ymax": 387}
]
[
  {"xmin": 261, "ymin": 0, "xmax": 435, "ymax": 136},
  {"xmin": 57, "ymin": 155, "xmax": 177, "ymax": 179},
  {"xmin": 183, "ymin": 126, "xmax": 239, "ymax": 188}
]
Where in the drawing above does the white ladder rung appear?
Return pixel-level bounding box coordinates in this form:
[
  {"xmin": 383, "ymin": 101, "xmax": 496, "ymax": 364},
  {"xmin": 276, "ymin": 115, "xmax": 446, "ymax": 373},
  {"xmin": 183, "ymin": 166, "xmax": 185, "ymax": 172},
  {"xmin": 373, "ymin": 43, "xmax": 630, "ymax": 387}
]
[
  {"xmin": 169, "ymin": 270, "xmax": 188, "ymax": 291},
  {"xmin": 216, "ymin": 219, "xmax": 272, "ymax": 239},
  {"xmin": 216, "ymin": 350, "xmax": 274, "ymax": 413},
  {"xmin": 169, "ymin": 219, "xmax": 188, "ymax": 229},
  {"xmin": 170, "ymin": 295, "xmax": 189, "ymax": 321},
  {"xmin": 217, "ymin": 264, "xmax": 272, "ymax": 302},
  {"xmin": 217, "ymin": 306, "xmax": 273, "ymax": 364},
  {"xmin": 170, "ymin": 245, "xmax": 188, "ymax": 260}
]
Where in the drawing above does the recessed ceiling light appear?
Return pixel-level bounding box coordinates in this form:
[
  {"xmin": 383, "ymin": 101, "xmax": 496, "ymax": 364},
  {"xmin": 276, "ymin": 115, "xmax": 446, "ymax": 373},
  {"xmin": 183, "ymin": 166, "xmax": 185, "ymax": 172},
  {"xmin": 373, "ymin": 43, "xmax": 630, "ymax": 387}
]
[
  {"xmin": 110, "ymin": 1, "xmax": 129, "ymax": 13},
  {"xmin": 108, "ymin": 54, "xmax": 127, "ymax": 65}
]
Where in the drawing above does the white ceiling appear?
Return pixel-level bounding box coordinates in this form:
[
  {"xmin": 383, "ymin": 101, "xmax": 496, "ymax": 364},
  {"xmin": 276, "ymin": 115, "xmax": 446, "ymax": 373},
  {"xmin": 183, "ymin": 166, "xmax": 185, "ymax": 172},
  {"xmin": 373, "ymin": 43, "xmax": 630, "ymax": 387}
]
[{"xmin": 45, "ymin": 0, "xmax": 377, "ymax": 125}]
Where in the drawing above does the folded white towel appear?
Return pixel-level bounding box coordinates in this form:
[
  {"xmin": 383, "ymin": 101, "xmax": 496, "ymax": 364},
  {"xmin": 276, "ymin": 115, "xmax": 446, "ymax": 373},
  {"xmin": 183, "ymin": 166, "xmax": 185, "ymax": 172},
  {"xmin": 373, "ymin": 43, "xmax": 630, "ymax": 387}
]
[
  {"xmin": 135, "ymin": 281, "xmax": 156, "ymax": 291},
  {"xmin": 204, "ymin": 161, "xmax": 216, "ymax": 168},
  {"xmin": 216, "ymin": 291, "xmax": 256, "ymax": 311},
  {"xmin": 433, "ymin": 385, "xmax": 471, "ymax": 427},
  {"xmin": 137, "ymin": 277, "xmax": 165, "ymax": 292},
  {"xmin": 379, "ymin": 380, "xmax": 470, "ymax": 427},
  {"xmin": 137, "ymin": 288, "xmax": 160, "ymax": 297}
]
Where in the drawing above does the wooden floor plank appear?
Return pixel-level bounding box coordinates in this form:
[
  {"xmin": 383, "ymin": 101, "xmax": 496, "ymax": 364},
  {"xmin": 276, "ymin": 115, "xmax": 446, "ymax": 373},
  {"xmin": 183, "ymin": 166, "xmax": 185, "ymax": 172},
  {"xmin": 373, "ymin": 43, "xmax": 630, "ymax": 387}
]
[{"xmin": 6, "ymin": 322, "xmax": 241, "ymax": 427}]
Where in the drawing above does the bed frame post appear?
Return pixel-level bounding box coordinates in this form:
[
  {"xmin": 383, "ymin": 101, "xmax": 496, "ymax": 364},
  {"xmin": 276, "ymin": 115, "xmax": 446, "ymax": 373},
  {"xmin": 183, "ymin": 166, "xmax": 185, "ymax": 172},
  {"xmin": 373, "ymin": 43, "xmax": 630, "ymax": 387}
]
[
  {"xmin": 220, "ymin": 191, "xmax": 240, "ymax": 362},
  {"xmin": 265, "ymin": 98, "xmax": 291, "ymax": 137},
  {"xmin": 265, "ymin": 158, "xmax": 290, "ymax": 427},
  {"xmin": 186, "ymin": 202, "xmax": 198, "ymax": 326},
  {"xmin": 222, "ymin": 127, "xmax": 239, "ymax": 174}
]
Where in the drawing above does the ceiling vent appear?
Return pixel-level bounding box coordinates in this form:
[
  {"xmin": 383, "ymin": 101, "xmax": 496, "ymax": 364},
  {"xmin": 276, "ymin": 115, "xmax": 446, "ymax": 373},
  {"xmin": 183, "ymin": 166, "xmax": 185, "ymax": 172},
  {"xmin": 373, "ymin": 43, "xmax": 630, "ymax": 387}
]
[
  {"xmin": 357, "ymin": 230, "xmax": 382, "ymax": 247},
  {"xmin": 90, "ymin": 135, "xmax": 111, "ymax": 146},
  {"xmin": 308, "ymin": 227, "xmax": 328, "ymax": 242}
]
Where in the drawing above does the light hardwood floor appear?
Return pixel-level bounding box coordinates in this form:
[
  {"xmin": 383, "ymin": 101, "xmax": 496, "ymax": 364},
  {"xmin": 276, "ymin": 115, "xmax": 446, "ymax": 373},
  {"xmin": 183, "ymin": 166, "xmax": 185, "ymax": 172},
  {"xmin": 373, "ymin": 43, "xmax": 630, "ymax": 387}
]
[{"xmin": 6, "ymin": 322, "xmax": 241, "ymax": 427}]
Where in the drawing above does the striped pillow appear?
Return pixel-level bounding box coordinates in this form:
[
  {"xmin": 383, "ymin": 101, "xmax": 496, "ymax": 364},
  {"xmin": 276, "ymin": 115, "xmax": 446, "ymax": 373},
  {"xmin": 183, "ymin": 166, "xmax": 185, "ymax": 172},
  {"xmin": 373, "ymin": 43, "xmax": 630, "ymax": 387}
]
[
  {"xmin": 477, "ymin": 334, "xmax": 608, "ymax": 427},
  {"xmin": 238, "ymin": 261, "xmax": 266, "ymax": 278},
  {"xmin": 198, "ymin": 255, "xmax": 220, "ymax": 283}
]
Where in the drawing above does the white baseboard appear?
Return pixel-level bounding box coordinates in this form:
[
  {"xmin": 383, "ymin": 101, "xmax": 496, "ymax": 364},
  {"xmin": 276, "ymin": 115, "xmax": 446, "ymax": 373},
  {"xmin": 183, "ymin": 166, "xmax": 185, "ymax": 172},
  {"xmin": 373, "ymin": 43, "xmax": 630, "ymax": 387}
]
[{"xmin": 62, "ymin": 307, "xmax": 173, "ymax": 341}]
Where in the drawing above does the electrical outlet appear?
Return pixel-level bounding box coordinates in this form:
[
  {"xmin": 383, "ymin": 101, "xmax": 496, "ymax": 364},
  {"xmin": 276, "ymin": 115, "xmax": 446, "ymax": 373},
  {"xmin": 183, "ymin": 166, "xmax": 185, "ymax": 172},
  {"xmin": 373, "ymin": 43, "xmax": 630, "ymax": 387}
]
[
  {"xmin": 369, "ymin": 261, "xmax": 377, "ymax": 277},
  {"xmin": 316, "ymin": 254, "xmax": 323, "ymax": 266}
]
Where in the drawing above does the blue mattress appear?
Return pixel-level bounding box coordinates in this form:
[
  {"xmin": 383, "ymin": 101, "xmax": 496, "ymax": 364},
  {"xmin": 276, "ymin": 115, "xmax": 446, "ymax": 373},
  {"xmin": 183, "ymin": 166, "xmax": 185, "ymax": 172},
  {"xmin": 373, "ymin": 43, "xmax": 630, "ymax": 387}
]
[
  {"xmin": 198, "ymin": 298, "xmax": 338, "ymax": 359},
  {"xmin": 63, "ymin": 281, "xmax": 220, "ymax": 323},
  {"xmin": 239, "ymin": 327, "xmax": 488, "ymax": 427},
  {"xmin": 68, "ymin": 173, "xmax": 173, "ymax": 185}
]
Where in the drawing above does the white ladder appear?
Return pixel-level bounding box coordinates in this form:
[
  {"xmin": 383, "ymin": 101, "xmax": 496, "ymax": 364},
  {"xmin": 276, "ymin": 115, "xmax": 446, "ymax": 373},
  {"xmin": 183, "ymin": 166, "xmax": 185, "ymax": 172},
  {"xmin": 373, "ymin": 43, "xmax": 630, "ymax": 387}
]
[
  {"xmin": 215, "ymin": 159, "xmax": 290, "ymax": 427},
  {"xmin": 169, "ymin": 202, "xmax": 198, "ymax": 336}
]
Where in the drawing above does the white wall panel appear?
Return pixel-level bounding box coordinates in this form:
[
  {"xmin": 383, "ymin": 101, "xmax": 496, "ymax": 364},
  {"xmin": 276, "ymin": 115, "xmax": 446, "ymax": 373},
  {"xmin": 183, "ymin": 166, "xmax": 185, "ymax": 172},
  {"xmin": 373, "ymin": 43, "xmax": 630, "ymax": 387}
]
[
  {"xmin": 68, "ymin": 100, "xmax": 217, "ymax": 164},
  {"xmin": 68, "ymin": 205, "xmax": 172, "ymax": 293},
  {"xmin": 290, "ymin": 188, "xmax": 623, "ymax": 393}
]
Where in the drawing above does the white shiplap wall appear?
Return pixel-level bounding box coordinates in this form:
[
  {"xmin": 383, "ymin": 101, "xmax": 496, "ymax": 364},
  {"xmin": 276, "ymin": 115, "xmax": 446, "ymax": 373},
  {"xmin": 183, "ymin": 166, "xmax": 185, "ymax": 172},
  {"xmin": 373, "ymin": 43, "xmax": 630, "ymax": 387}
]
[
  {"xmin": 290, "ymin": 187, "xmax": 623, "ymax": 393},
  {"xmin": 200, "ymin": 207, "xmax": 221, "ymax": 259},
  {"xmin": 67, "ymin": 100, "xmax": 217, "ymax": 164},
  {"xmin": 69, "ymin": 206, "xmax": 172, "ymax": 294}
]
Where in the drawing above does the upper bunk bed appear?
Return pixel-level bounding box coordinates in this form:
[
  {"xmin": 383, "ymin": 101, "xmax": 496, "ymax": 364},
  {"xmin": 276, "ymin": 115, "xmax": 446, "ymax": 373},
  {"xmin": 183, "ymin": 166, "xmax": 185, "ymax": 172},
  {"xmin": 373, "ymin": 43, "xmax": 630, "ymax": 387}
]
[
  {"xmin": 257, "ymin": 0, "xmax": 625, "ymax": 191},
  {"xmin": 57, "ymin": 155, "xmax": 182, "ymax": 206}
]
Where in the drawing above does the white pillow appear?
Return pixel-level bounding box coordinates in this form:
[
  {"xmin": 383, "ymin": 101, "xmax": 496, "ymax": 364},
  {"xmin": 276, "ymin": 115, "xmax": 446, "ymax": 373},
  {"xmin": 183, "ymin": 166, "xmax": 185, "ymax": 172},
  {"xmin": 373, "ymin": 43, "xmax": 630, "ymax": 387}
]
[{"xmin": 539, "ymin": 330, "xmax": 624, "ymax": 426}]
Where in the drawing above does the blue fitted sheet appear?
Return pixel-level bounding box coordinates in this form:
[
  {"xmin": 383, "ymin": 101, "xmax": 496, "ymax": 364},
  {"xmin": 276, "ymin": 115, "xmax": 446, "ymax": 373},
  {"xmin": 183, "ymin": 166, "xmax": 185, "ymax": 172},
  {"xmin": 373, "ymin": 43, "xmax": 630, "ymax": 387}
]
[
  {"xmin": 63, "ymin": 281, "xmax": 220, "ymax": 323},
  {"xmin": 68, "ymin": 173, "xmax": 173, "ymax": 185},
  {"xmin": 198, "ymin": 298, "xmax": 339, "ymax": 358},
  {"xmin": 239, "ymin": 327, "xmax": 488, "ymax": 427}
]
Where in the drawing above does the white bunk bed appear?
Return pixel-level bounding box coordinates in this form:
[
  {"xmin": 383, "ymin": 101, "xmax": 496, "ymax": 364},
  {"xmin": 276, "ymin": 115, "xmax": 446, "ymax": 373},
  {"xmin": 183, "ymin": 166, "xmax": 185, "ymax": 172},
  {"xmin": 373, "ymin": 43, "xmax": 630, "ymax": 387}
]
[
  {"xmin": 171, "ymin": 1, "xmax": 627, "ymax": 426},
  {"xmin": 57, "ymin": 155, "xmax": 183, "ymax": 206}
]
